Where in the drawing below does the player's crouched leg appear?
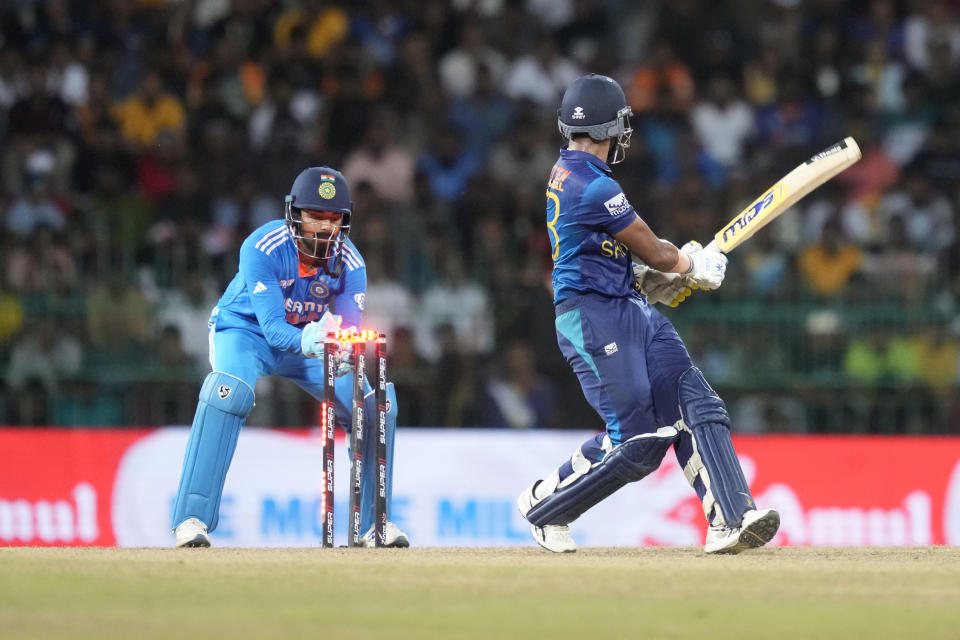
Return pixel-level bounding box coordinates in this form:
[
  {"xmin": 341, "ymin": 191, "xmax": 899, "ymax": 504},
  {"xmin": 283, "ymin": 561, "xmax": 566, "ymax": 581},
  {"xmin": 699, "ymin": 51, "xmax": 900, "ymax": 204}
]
[
  {"xmin": 359, "ymin": 382, "xmax": 409, "ymax": 548},
  {"xmin": 518, "ymin": 427, "xmax": 679, "ymax": 553},
  {"xmin": 172, "ymin": 371, "xmax": 255, "ymax": 547},
  {"xmin": 672, "ymin": 366, "xmax": 779, "ymax": 553}
]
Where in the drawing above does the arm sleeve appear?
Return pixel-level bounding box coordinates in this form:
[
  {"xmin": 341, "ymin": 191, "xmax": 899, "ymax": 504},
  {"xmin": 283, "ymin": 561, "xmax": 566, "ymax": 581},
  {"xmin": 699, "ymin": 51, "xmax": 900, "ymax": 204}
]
[
  {"xmin": 239, "ymin": 240, "xmax": 303, "ymax": 354},
  {"xmin": 581, "ymin": 175, "xmax": 638, "ymax": 235},
  {"xmin": 335, "ymin": 263, "xmax": 366, "ymax": 330}
]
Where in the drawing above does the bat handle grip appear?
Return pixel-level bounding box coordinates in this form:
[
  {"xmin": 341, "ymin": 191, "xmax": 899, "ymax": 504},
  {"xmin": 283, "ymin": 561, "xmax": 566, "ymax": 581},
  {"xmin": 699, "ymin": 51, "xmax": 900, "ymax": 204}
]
[{"xmin": 704, "ymin": 239, "xmax": 721, "ymax": 253}]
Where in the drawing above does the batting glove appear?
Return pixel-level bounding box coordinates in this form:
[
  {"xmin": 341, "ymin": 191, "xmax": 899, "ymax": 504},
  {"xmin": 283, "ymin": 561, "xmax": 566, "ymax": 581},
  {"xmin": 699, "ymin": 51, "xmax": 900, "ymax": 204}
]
[
  {"xmin": 680, "ymin": 241, "xmax": 727, "ymax": 290},
  {"xmin": 632, "ymin": 261, "xmax": 694, "ymax": 307}
]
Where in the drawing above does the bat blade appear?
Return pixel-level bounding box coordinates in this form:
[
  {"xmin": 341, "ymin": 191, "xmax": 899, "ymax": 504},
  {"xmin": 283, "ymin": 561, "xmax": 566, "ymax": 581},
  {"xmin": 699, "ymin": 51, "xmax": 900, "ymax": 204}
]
[{"xmin": 706, "ymin": 137, "xmax": 862, "ymax": 253}]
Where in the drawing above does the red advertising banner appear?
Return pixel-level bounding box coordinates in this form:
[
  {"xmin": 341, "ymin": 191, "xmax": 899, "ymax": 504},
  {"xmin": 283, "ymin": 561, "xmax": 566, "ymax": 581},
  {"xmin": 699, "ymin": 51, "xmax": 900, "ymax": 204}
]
[{"xmin": 0, "ymin": 429, "xmax": 151, "ymax": 546}]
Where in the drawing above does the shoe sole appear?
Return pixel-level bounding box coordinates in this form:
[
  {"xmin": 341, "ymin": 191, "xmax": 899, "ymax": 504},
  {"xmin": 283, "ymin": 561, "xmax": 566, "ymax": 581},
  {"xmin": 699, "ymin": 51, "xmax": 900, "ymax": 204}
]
[
  {"xmin": 713, "ymin": 511, "xmax": 780, "ymax": 555},
  {"xmin": 177, "ymin": 536, "xmax": 211, "ymax": 548}
]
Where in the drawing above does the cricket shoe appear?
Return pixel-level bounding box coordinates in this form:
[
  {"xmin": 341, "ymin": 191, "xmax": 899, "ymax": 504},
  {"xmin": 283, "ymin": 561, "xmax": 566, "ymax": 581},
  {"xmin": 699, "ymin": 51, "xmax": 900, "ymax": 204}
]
[
  {"xmin": 174, "ymin": 517, "xmax": 211, "ymax": 548},
  {"xmin": 359, "ymin": 521, "xmax": 410, "ymax": 548},
  {"xmin": 517, "ymin": 480, "xmax": 577, "ymax": 553},
  {"xmin": 704, "ymin": 508, "xmax": 780, "ymax": 554}
]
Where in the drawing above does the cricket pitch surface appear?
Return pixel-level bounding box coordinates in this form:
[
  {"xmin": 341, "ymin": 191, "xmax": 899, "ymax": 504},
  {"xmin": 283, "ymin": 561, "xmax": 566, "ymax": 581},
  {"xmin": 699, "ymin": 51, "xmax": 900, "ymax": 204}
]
[{"xmin": 2, "ymin": 546, "xmax": 958, "ymax": 639}]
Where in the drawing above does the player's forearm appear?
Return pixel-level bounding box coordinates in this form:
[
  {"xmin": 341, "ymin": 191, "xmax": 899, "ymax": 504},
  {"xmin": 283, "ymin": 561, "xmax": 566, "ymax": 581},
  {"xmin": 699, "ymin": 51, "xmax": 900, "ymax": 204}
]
[
  {"xmin": 664, "ymin": 245, "xmax": 692, "ymax": 273},
  {"xmin": 613, "ymin": 218, "xmax": 689, "ymax": 272}
]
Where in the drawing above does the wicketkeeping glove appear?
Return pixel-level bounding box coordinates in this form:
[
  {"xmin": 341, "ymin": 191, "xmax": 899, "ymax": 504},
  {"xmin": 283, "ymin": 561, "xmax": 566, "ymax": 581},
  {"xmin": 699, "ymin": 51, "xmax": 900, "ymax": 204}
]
[{"xmin": 300, "ymin": 311, "xmax": 342, "ymax": 358}]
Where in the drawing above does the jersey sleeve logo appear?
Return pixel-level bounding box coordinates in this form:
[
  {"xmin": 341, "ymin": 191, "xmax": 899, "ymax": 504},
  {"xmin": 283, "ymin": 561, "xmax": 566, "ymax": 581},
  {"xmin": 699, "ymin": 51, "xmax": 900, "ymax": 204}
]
[
  {"xmin": 603, "ymin": 192, "xmax": 631, "ymax": 216},
  {"xmin": 252, "ymin": 281, "xmax": 268, "ymax": 294},
  {"xmin": 354, "ymin": 293, "xmax": 365, "ymax": 310}
]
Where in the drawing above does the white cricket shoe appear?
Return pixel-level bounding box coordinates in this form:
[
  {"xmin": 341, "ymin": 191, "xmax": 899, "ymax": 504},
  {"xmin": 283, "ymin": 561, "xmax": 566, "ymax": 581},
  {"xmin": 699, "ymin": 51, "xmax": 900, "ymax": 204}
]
[
  {"xmin": 517, "ymin": 480, "xmax": 577, "ymax": 553},
  {"xmin": 174, "ymin": 517, "xmax": 211, "ymax": 548},
  {"xmin": 359, "ymin": 521, "xmax": 410, "ymax": 548},
  {"xmin": 530, "ymin": 524, "xmax": 577, "ymax": 553},
  {"xmin": 704, "ymin": 508, "xmax": 780, "ymax": 554}
]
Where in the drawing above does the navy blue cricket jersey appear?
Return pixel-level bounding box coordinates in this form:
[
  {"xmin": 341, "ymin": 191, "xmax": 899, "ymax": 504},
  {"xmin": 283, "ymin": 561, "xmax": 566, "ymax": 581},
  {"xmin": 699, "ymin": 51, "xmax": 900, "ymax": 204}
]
[{"xmin": 546, "ymin": 149, "xmax": 638, "ymax": 304}]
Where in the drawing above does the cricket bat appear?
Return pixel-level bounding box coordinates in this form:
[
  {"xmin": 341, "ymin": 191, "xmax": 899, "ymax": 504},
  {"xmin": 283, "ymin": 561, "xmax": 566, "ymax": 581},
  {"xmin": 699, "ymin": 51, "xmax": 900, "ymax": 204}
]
[{"xmin": 706, "ymin": 136, "xmax": 862, "ymax": 253}]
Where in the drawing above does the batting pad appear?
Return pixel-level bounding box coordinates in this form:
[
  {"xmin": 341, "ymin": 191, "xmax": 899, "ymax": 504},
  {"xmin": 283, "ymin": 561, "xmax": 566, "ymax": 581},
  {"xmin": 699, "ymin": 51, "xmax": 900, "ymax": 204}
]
[
  {"xmin": 525, "ymin": 427, "xmax": 678, "ymax": 527},
  {"xmin": 360, "ymin": 382, "xmax": 397, "ymax": 531},
  {"xmin": 171, "ymin": 372, "xmax": 255, "ymax": 532},
  {"xmin": 676, "ymin": 366, "xmax": 755, "ymax": 527}
]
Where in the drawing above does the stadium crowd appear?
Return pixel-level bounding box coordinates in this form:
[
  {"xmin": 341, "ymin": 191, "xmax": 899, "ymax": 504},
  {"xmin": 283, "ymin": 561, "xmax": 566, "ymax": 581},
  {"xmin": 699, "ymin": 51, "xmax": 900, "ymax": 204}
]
[{"xmin": 1, "ymin": 0, "xmax": 958, "ymax": 432}]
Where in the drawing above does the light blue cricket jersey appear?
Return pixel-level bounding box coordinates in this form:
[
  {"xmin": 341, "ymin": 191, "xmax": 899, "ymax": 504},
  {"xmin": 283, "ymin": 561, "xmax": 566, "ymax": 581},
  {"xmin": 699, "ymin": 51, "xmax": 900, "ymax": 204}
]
[
  {"xmin": 214, "ymin": 220, "xmax": 366, "ymax": 355},
  {"xmin": 546, "ymin": 148, "xmax": 637, "ymax": 304}
]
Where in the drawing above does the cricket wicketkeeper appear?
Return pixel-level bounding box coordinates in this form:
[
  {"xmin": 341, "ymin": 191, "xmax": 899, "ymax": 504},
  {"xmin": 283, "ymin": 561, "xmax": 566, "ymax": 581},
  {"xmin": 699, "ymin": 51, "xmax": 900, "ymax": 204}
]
[
  {"xmin": 171, "ymin": 166, "xmax": 409, "ymax": 548},
  {"xmin": 517, "ymin": 74, "xmax": 780, "ymax": 553}
]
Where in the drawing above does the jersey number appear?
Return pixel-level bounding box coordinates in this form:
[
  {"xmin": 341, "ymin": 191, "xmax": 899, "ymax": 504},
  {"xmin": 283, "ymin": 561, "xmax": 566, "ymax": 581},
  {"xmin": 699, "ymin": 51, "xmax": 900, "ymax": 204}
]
[{"xmin": 546, "ymin": 190, "xmax": 560, "ymax": 261}]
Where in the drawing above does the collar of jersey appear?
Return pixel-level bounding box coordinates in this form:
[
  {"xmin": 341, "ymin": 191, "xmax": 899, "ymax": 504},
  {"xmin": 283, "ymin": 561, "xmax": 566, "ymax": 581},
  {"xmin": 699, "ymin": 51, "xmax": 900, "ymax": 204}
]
[{"xmin": 560, "ymin": 148, "xmax": 612, "ymax": 175}]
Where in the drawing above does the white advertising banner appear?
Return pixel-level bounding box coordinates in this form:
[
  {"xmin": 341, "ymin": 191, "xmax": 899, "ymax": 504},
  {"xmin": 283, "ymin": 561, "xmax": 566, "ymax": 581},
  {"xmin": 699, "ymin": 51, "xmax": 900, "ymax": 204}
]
[{"xmin": 111, "ymin": 428, "xmax": 702, "ymax": 548}]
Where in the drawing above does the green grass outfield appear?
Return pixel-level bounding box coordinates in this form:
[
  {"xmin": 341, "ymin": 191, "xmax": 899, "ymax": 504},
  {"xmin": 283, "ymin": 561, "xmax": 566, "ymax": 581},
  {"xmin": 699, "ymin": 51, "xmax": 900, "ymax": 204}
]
[{"xmin": 1, "ymin": 546, "xmax": 959, "ymax": 639}]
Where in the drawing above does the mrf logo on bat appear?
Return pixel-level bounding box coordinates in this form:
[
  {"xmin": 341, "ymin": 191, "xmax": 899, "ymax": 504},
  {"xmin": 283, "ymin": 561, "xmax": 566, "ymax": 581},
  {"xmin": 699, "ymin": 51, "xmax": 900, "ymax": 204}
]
[{"xmin": 721, "ymin": 182, "xmax": 789, "ymax": 244}]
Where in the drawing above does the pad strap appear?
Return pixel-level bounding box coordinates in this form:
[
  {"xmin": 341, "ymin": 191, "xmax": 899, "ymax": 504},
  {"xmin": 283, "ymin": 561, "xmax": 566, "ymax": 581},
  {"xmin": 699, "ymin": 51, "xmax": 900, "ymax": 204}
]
[{"xmin": 525, "ymin": 427, "xmax": 678, "ymax": 527}]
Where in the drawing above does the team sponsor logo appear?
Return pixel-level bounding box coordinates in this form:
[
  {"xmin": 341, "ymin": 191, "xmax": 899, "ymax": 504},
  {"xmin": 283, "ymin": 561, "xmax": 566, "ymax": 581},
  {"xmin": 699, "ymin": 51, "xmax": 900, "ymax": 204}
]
[
  {"xmin": 309, "ymin": 280, "xmax": 330, "ymax": 299},
  {"xmin": 603, "ymin": 192, "xmax": 631, "ymax": 216},
  {"xmin": 278, "ymin": 279, "xmax": 295, "ymax": 288},
  {"xmin": 572, "ymin": 106, "xmax": 585, "ymax": 120},
  {"xmin": 603, "ymin": 342, "xmax": 618, "ymax": 356},
  {"xmin": 252, "ymin": 281, "xmax": 268, "ymax": 294},
  {"xmin": 218, "ymin": 385, "xmax": 232, "ymax": 399},
  {"xmin": 354, "ymin": 292, "xmax": 365, "ymax": 310}
]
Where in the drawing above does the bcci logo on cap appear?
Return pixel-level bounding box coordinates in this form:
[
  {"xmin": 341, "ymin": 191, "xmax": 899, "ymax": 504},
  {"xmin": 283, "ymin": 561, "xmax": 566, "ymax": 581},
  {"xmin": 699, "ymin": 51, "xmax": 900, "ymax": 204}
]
[{"xmin": 318, "ymin": 174, "xmax": 337, "ymax": 200}]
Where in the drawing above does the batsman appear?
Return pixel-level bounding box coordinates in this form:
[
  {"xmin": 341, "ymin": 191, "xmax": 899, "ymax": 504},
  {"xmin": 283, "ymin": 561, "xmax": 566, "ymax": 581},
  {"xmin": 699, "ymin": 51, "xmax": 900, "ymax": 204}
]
[
  {"xmin": 171, "ymin": 166, "xmax": 409, "ymax": 548},
  {"xmin": 517, "ymin": 74, "xmax": 780, "ymax": 553}
]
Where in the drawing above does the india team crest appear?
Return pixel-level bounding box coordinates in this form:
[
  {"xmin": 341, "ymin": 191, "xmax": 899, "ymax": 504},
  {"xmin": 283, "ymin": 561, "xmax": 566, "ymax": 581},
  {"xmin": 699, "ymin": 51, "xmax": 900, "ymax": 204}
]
[
  {"xmin": 309, "ymin": 280, "xmax": 330, "ymax": 299},
  {"xmin": 319, "ymin": 174, "xmax": 336, "ymax": 199}
]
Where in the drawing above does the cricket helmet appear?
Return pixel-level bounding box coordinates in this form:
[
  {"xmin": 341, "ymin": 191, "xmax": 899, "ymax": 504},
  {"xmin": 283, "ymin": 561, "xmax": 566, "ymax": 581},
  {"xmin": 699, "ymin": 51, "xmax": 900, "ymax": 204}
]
[
  {"xmin": 557, "ymin": 73, "xmax": 633, "ymax": 164},
  {"xmin": 285, "ymin": 166, "xmax": 354, "ymax": 275}
]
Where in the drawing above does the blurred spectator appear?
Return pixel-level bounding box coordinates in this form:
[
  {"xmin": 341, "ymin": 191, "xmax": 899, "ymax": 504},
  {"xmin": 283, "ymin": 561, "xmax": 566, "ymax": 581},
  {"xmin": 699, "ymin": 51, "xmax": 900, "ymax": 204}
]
[
  {"xmin": 487, "ymin": 117, "xmax": 555, "ymax": 191},
  {"xmin": 6, "ymin": 317, "xmax": 82, "ymax": 400},
  {"xmin": 416, "ymin": 252, "xmax": 493, "ymax": 362},
  {"xmin": 4, "ymin": 173, "xmax": 67, "ymax": 239},
  {"xmin": 903, "ymin": 0, "xmax": 960, "ymax": 73},
  {"xmin": 342, "ymin": 110, "xmax": 416, "ymax": 204},
  {"xmin": 4, "ymin": 63, "xmax": 74, "ymax": 195},
  {"xmin": 861, "ymin": 214, "xmax": 937, "ymax": 303},
  {"xmin": 876, "ymin": 170, "xmax": 955, "ymax": 254},
  {"xmin": 446, "ymin": 63, "xmax": 515, "ymax": 158},
  {"xmin": 111, "ymin": 69, "xmax": 186, "ymax": 150},
  {"xmin": 157, "ymin": 272, "xmax": 220, "ymax": 366},
  {"xmin": 755, "ymin": 74, "xmax": 826, "ymax": 150},
  {"xmin": 273, "ymin": 0, "xmax": 349, "ymax": 60},
  {"xmin": 416, "ymin": 122, "xmax": 483, "ymax": 203},
  {"xmin": 386, "ymin": 325, "xmax": 430, "ymax": 427},
  {"xmin": 482, "ymin": 340, "xmax": 557, "ymax": 428},
  {"xmin": 503, "ymin": 31, "xmax": 580, "ymax": 108},
  {"xmin": 625, "ymin": 38, "xmax": 694, "ymax": 115},
  {"xmin": 797, "ymin": 217, "xmax": 863, "ymax": 298},
  {"xmin": 880, "ymin": 71, "xmax": 936, "ymax": 166},
  {"xmin": 689, "ymin": 74, "xmax": 754, "ymax": 168},
  {"xmin": 438, "ymin": 21, "xmax": 507, "ymax": 99}
]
